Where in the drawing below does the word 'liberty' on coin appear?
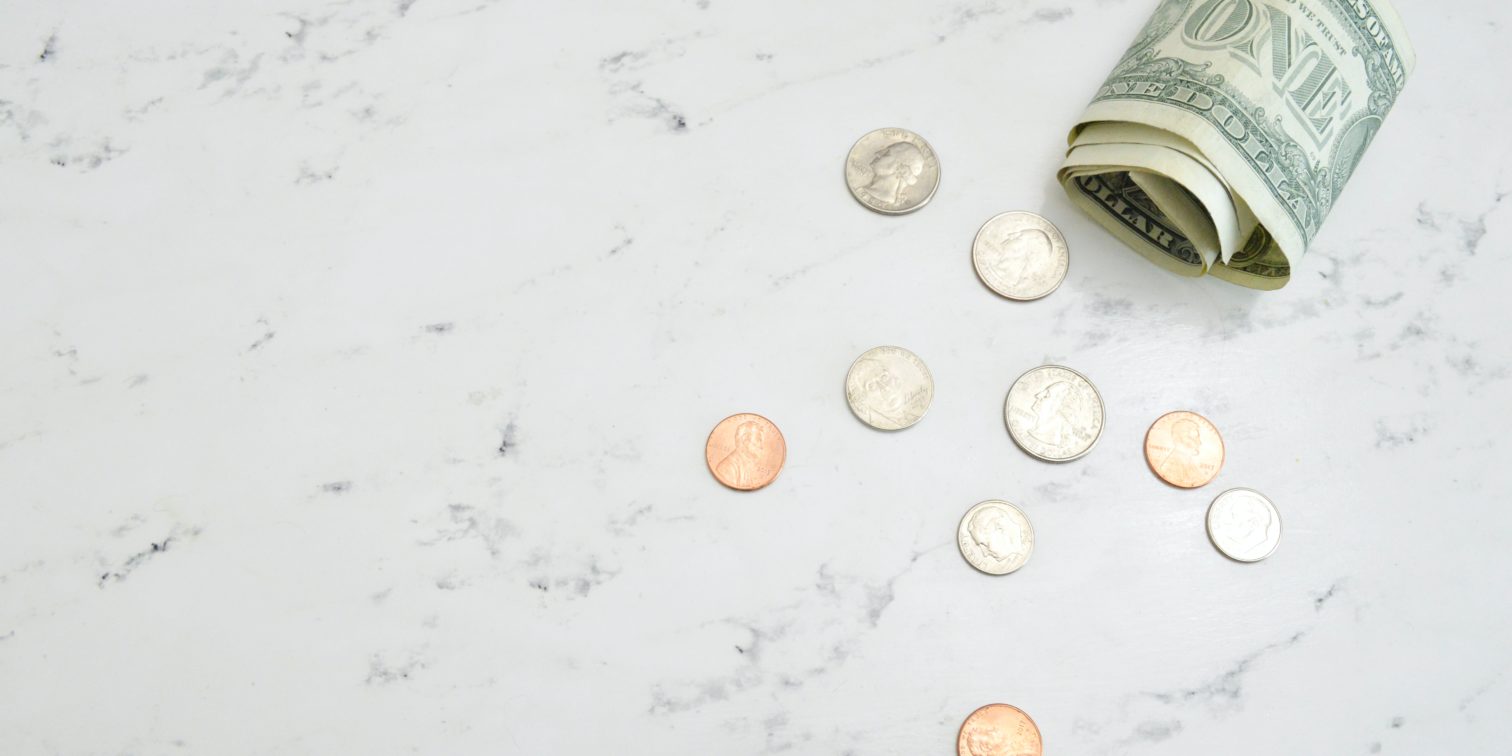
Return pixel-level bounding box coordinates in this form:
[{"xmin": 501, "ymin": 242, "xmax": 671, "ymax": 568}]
[
  {"xmin": 844, "ymin": 127, "xmax": 940, "ymax": 215},
  {"xmin": 1207, "ymin": 488, "xmax": 1281, "ymax": 562},
  {"xmin": 844, "ymin": 346, "xmax": 934, "ymax": 430},
  {"xmin": 958, "ymin": 703, "xmax": 1043, "ymax": 756},
  {"xmin": 972, "ymin": 211, "xmax": 1070, "ymax": 300},
  {"xmin": 957, "ymin": 500, "xmax": 1034, "ymax": 576},
  {"xmin": 1145, "ymin": 410, "xmax": 1224, "ymax": 488},
  {"xmin": 705, "ymin": 413, "xmax": 785, "ymax": 491},
  {"xmin": 1005, "ymin": 365, "xmax": 1105, "ymax": 462}
]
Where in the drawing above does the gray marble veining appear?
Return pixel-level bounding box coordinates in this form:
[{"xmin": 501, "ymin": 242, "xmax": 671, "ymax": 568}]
[{"xmin": 1, "ymin": 0, "xmax": 1509, "ymax": 753}]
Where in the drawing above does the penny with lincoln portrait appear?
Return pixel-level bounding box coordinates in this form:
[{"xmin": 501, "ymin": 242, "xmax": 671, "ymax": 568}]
[
  {"xmin": 1144, "ymin": 410, "xmax": 1224, "ymax": 488},
  {"xmin": 844, "ymin": 127, "xmax": 940, "ymax": 215},
  {"xmin": 705, "ymin": 413, "xmax": 786, "ymax": 491},
  {"xmin": 972, "ymin": 211, "xmax": 1070, "ymax": 301},
  {"xmin": 957, "ymin": 703, "xmax": 1043, "ymax": 756},
  {"xmin": 957, "ymin": 500, "xmax": 1034, "ymax": 575},
  {"xmin": 1004, "ymin": 365, "xmax": 1105, "ymax": 462}
]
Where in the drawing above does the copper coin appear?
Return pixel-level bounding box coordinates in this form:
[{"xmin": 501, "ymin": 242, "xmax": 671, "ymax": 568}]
[
  {"xmin": 705, "ymin": 413, "xmax": 786, "ymax": 491},
  {"xmin": 1144, "ymin": 410, "xmax": 1224, "ymax": 488},
  {"xmin": 957, "ymin": 703, "xmax": 1043, "ymax": 756}
]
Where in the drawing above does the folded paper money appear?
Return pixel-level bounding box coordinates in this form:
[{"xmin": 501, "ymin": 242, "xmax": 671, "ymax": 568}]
[{"xmin": 1058, "ymin": 0, "xmax": 1416, "ymax": 289}]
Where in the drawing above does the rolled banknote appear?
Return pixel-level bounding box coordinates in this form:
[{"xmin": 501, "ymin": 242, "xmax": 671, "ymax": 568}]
[{"xmin": 1058, "ymin": 0, "xmax": 1416, "ymax": 289}]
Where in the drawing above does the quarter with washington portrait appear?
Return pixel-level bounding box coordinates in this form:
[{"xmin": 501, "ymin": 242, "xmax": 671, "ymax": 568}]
[
  {"xmin": 972, "ymin": 211, "xmax": 1069, "ymax": 300},
  {"xmin": 1004, "ymin": 365, "xmax": 1104, "ymax": 462},
  {"xmin": 844, "ymin": 128, "xmax": 940, "ymax": 215}
]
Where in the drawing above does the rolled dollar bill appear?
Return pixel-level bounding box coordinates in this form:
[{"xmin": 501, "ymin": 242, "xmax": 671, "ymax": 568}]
[{"xmin": 1058, "ymin": 0, "xmax": 1415, "ymax": 289}]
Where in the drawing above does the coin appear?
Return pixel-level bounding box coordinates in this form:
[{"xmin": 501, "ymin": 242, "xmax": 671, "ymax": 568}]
[
  {"xmin": 844, "ymin": 346, "xmax": 934, "ymax": 430},
  {"xmin": 844, "ymin": 127, "xmax": 940, "ymax": 214},
  {"xmin": 957, "ymin": 500, "xmax": 1034, "ymax": 575},
  {"xmin": 1144, "ymin": 411, "xmax": 1224, "ymax": 488},
  {"xmin": 957, "ymin": 703, "xmax": 1043, "ymax": 756},
  {"xmin": 705, "ymin": 413, "xmax": 786, "ymax": 491},
  {"xmin": 1004, "ymin": 365, "xmax": 1105, "ymax": 462},
  {"xmin": 972, "ymin": 211, "xmax": 1070, "ymax": 300},
  {"xmin": 1206, "ymin": 488, "xmax": 1281, "ymax": 562}
]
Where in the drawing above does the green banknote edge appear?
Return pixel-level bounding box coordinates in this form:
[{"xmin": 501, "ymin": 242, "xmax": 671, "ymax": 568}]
[{"xmin": 1061, "ymin": 0, "xmax": 1414, "ymax": 289}]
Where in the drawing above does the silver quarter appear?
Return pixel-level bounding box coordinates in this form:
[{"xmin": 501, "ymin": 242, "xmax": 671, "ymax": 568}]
[
  {"xmin": 957, "ymin": 500, "xmax": 1034, "ymax": 575},
  {"xmin": 1206, "ymin": 488, "xmax": 1281, "ymax": 562},
  {"xmin": 972, "ymin": 211, "xmax": 1070, "ymax": 300},
  {"xmin": 844, "ymin": 128, "xmax": 940, "ymax": 215},
  {"xmin": 1004, "ymin": 365, "xmax": 1104, "ymax": 462},
  {"xmin": 845, "ymin": 346, "xmax": 933, "ymax": 430}
]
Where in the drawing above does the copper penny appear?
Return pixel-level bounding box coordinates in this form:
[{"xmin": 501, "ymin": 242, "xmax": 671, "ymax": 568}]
[
  {"xmin": 705, "ymin": 413, "xmax": 786, "ymax": 491},
  {"xmin": 957, "ymin": 703, "xmax": 1043, "ymax": 756},
  {"xmin": 1144, "ymin": 410, "xmax": 1224, "ymax": 488}
]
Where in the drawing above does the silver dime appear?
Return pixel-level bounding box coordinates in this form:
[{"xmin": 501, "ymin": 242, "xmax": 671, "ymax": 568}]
[
  {"xmin": 844, "ymin": 128, "xmax": 940, "ymax": 215},
  {"xmin": 1004, "ymin": 365, "xmax": 1105, "ymax": 462},
  {"xmin": 1206, "ymin": 488, "xmax": 1282, "ymax": 562},
  {"xmin": 845, "ymin": 346, "xmax": 933, "ymax": 430},
  {"xmin": 957, "ymin": 500, "xmax": 1034, "ymax": 575},
  {"xmin": 972, "ymin": 211, "xmax": 1070, "ymax": 300}
]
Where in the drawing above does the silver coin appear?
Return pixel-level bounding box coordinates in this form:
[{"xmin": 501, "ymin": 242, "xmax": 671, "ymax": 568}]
[
  {"xmin": 845, "ymin": 346, "xmax": 933, "ymax": 430},
  {"xmin": 844, "ymin": 128, "xmax": 940, "ymax": 215},
  {"xmin": 1004, "ymin": 365, "xmax": 1105, "ymax": 462},
  {"xmin": 957, "ymin": 500, "xmax": 1034, "ymax": 575},
  {"xmin": 972, "ymin": 211, "xmax": 1070, "ymax": 300},
  {"xmin": 1206, "ymin": 488, "xmax": 1282, "ymax": 562}
]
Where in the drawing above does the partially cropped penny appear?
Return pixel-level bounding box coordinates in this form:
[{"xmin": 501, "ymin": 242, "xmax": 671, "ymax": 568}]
[
  {"xmin": 957, "ymin": 703, "xmax": 1042, "ymax": 756},
  {"xmin": 705, "ymin": 413, "xmax": 786, "ymax": 491},
  {"xmin": 1144, "ymin": 410, "xmax": 1224, "ymax": 488}
]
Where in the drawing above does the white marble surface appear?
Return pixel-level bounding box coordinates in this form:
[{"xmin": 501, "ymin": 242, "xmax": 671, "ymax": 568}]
[{"xmin": 2, "ymin": 1, "xmax": 1509, "ymax": 753}]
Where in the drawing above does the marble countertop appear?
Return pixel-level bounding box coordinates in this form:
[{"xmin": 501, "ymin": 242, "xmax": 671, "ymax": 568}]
[{"xmin": 2, "ymin": 1, "xmax": 1509, "ymax": 753}]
